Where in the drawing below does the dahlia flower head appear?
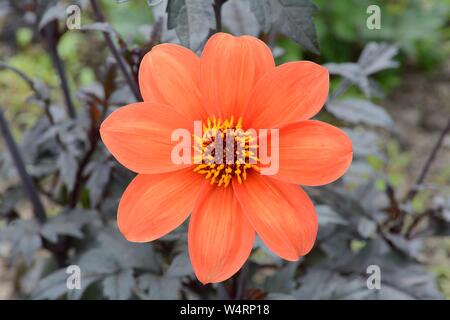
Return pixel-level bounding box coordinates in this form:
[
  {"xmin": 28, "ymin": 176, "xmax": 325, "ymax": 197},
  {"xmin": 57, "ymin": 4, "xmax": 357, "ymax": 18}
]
[{"xmin": 100, "ymin": 32, "xmax": 353, "ymax": 284}]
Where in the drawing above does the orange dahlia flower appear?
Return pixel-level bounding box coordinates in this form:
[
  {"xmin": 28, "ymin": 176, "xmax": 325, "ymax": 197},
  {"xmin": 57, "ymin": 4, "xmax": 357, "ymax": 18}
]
[{"xmin": 100, "ymin": 33, "xmax": 352, "ymax": 284}]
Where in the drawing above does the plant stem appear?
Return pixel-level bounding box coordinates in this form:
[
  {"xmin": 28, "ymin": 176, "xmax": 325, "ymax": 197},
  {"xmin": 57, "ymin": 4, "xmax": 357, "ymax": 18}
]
[
  {"xmin": 406, "ymin": 117, "xmax": 450, "ymax": 201},
  {"xmin": 0, "ymin": 108, "xmax": 47, "ymax": 223},
  {"xmin": 42, "ymin": 21, "xmax": 76, "ymax": 119},
  {"xmin": 213, "ymin": 0, "xmax": 226, "ymax": 33},
  {"xmin": 235, "ymin": 262, "xmax": 248, "ymax": 299},
  {"xmin": 405, "ymin": 209, "xmax": 434, "ymax": 239},
  {"xmin": 90, "ymin": 0, "xmax": 142, "ymax": 101},
  {"xmin": 68, "ymin": 115, "xmax": 100, "ymax": 208},
  {"xmin": 217, "ymin": 283, "xmax": 230, "ymax": 299},
  {"xmin": 0, "ymin": 61, "xmax": 37, "ymax": 93}
]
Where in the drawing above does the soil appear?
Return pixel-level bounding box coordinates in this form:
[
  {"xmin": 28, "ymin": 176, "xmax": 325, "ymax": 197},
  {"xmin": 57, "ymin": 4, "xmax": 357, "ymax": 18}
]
[{"xmin": 385, "ymin": 61, "xmax": 450, "ymax": 190}]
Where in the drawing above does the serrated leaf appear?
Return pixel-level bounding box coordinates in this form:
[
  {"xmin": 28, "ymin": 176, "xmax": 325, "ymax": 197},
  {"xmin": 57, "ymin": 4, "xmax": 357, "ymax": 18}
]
[
  {"xmin": 434, "ymin": 196, "xmax": 450, "ymax": 219},
  {"xmin": 357, "ymin": 217, "xmax": 377, "ymax": 238},
  {"xmin": 247, "ymin": 0, "xmax": 272, "ymax": 32},
  {"xmin": 325, "ymin": 62, "xmax": 371, "ymax": 96},
  {"xmin": 343, "ymin": 160, "xmax": 374, "ymax": 186},
  {"xmin": 57, "ymin": 151, "xmax": 78, "ymax": 192},
  {"xmin": 81, "ymin": 22, "xmax": 119, "ymax": 37},
  {"xmin": 264, "ymin": 262, "xmax": 298, "ymax": 293},
  {"xmin": 381, "ymin": 233, "xmax": 423, "ymax": 259},
  {"xmin": 377, "ymin": 265, "xmax": 443, "ymax": 299},
  {"xmin": 327, "ymin": 98, "xmax": 393, "ymax": 128},
  {"xmin": 32, "ymin": 266, "xmax": 102, "ymax": 300},
  {"xmin": 166, "ymin": 0, "xmax": 215, "ymax": 51},
  {"xmin": 1, "ymin": 219, "xmax": 42, "ymax": 266},
  {"xmin": 86, "ymin": 162, "xmax": 112, "ymax": 207},
  {"xmin": 166, "ymin": 252, "xmax": 193, "ymax": 277},
  {"xmin": 272, "ymin": 0, "xmax": 319, "ymax": 54},
  {"xmin": 32, "ymin": 269, "xmax": 68, "ymax": 300},
  {"xmin": 97, "ymin": 228, "xmax": 160, "ymax": 272},
  {"xmin": 102, "ymin": 269, "xmax": 135, "ymax": 300},
  {"xmin": 342, "ymin": 129, "xmax": 380, "ymax": 157},
  {"xmin": 0, "ymin": 186, "xmax": 24, "ymax": 215},
  {"xmin": 293, "ymin": 269, "xmax": 372, "ymax": 300},
  {"xmin": 20, "ymin": 255, "xmax": 55, "ymax": 295},
  {"xmin": 358, "ymin": 42, "xmax": 399, "ymax": 75},
  {"xmin": 38, "ymin": 3, "xmax": 66, "ymax": 31},
  {"xmin": 77, "ymin": 247, "xmax": 118, "ymax": 275},
  {"xmin": 326, "ymin": 43, "xmax": 398, "ymax": 97},
  {"xmin": 136, "ymin": 274, "xmax": 181, "ymax": 299},
  {"xmin": 316, "ymin": 205, "xmax": 348, "ymax": 226},
  {"xmin": 222, "ymin": 0, "xmax": 260, "ymax": 36},
  {"xmin": 40, "ymin": 210, "xmax": 96, "ymax": 243},
  {"xmin": 252, "ymin": 236, "xmax": 283, "ymax": 265}
]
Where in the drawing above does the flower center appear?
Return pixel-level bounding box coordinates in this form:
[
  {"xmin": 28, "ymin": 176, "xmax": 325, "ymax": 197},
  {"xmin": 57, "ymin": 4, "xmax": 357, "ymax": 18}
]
[{"xmin": 193, "ymin": 116, "xmax": 259, "ymax": 187}]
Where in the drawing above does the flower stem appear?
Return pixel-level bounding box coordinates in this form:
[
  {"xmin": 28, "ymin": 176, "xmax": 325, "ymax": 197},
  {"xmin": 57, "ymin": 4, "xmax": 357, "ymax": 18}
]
[
  {"xmin": 406, "ymin": 117, "xmax": 450, "ymax": 201},
  {"xmin": 42, "ymin": 21, "xmax": 76, "ymax": 119},
  {"xmin": 90, "ymin": 0, "xmax": 142, "ymax": 102},
  {"xmin": 213, "ymin": 0, "xmax": 227, "ymax": 33}
]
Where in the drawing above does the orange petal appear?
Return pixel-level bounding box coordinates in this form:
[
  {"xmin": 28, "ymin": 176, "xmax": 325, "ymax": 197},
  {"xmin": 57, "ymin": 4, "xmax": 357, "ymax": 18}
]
[
  {"xmin": 244, "ymin": 61, "xmax": 329, "ymax": 129},
  {"xmin": 139, "ymin": 44, "xmax": 207, "ymax": 121},
  {"xmin": 118, "ymin": 169, "xmax": 204, "ymax": 242},
  {"xmin": 200, "ymin": 32, "xmax": 275, "ymax": 119},
  {"xmin": 233, "ymin": 175, "xmax": 318, "ymax": 261},
  {"xmin": 272, "ymin": 120, "xmax": 353, "ymax": 186},
  {"xmin": 100, "ymin": 102, "xmax": 192, "ymax": 174},
  {"xmin": 188, "ymin": 184, "xmax": 255, "ymax": 284}
]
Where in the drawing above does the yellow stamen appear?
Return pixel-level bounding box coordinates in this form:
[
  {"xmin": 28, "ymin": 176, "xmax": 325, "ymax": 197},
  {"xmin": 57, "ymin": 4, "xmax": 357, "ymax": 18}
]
[{"xmin": 193, "ymin": 116, "xmax": 259, "ymax": 187}]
